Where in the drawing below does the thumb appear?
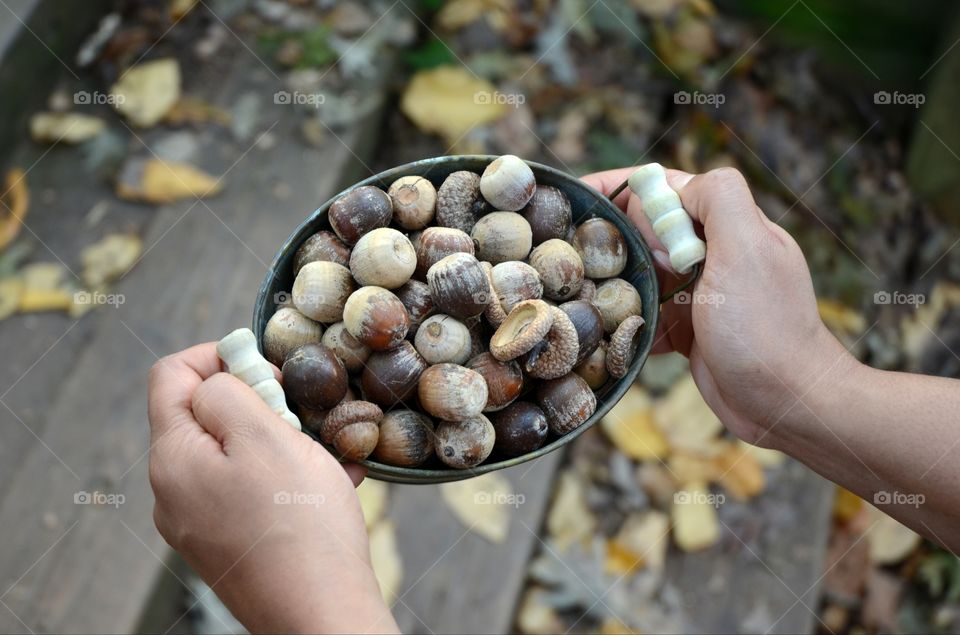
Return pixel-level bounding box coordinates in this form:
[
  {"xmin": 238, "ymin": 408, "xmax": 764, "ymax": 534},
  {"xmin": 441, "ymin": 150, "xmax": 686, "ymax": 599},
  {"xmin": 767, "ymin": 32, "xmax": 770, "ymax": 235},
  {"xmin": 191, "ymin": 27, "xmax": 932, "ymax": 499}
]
[
  {"xmin": 191, "ymin": 372, "xmax": 293, "ymax": 450},
  {"xmin": 668, "ymin": 167, "xmax": 768, "ymax": 248}
]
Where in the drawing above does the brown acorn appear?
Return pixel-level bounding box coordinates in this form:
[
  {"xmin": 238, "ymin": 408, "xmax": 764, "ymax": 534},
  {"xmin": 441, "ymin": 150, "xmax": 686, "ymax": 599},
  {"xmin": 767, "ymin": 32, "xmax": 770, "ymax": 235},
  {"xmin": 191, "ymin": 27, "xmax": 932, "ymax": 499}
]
[
  {"xmin": 559, "ymin": 300, "xmax": 604, "ymax": 366},
  {"xmin": 426, "ymin": 252, "xmax": 490, "ymax": 320},
  {"xmin": 372, "ymin": 409, "xmax": 435, "ymax": 467},
  {"xmin": 394, "ymin": 279, "xmax": 436, "ymax": 337},
  {"xmin": 263, "ymin": 307, "xmax": 324, "ymax": 367},
  {"xmin": 435, "ymin": 171, "xmax": 490, "ymax": 233},
  {"xmin": 281, "ymin": 343, "xmax": 348, "ymax": 410},
  {"xmin": 520, "ymin": 185, "xmax": 572, "ymax": 245},
  {"xmin": 572, "ymin": 218, "xmax": 627, "ymax": 279},
  {"xmin": 527, "ymin": 239, "xmax": 584, "ymax": 301},
  {"xmin": 387, "ymin": 176, "xmax": 436, "ymax": 230},
  {"xmin": 328, "ymin": 185, "xmax": 393, "ymax": 245},
  {"xmin": 418, "ymin": 363, "xmax": 488, "ymax": 421},
  {"xmin": 535, "ymin": 373, "xmax": 596, "ymax": 435},
  {"xmin": 320, "ymin": 400, "xmax": 382, "ymax": 462},
  {"xmin": 490, "ymin": 402, "xmax": 548, "ymax": 457},
  {"xmin": 466, "ymin": 352, "xmax": 523, "ymax": 412},
  {"xmin": 361, "ymin": 341, "xmax": 428, "ymax": 407},
  {"xmin": 293, "ymin": 230, "xmax": 351, "ymax": 274},
  {"xmin": 415, "ymin": 227, "xmax": 475, "ymax": 279},
  {"xmin": 342, "ymin": 286, "xmax": 410, "ymax": 351},
  {"xmin": 434, "ymin": 416, "xmax": 495, "ymax": 469}
]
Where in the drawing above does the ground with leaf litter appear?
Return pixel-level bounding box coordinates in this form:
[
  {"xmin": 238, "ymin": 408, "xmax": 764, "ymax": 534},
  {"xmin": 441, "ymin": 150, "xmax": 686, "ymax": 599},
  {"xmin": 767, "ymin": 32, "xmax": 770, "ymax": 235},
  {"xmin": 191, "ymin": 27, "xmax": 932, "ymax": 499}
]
[{"xmin": 1, "ymin": 0, "xmax": 957, "ymax": 634}]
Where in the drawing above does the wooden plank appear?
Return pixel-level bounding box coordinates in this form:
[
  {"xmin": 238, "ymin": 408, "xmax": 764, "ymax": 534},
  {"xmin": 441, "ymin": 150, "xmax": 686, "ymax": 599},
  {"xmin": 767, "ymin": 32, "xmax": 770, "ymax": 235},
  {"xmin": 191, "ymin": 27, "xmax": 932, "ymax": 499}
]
[
  {"xmin": 388, "ymin": 453, "xmax": 564, "ymax": 635},
  {"xmin": 0, "ymin": 45, "xmax": 392, "ymax": 635},
  {"xmin": 663, "ymin": 460, "xmax": 834, "ymax": 634}
]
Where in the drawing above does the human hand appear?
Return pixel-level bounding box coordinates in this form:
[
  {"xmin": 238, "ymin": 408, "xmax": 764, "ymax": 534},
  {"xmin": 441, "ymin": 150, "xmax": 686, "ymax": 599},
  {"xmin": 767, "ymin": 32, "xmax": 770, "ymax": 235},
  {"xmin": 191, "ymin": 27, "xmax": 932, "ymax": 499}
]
[
  {"xmin": 147, "ymin": 343, "xmax": 398, "ymax": 634},
  {"xmin": 581, "ymin": 167, "xmax": 858, "ymax": 445}
]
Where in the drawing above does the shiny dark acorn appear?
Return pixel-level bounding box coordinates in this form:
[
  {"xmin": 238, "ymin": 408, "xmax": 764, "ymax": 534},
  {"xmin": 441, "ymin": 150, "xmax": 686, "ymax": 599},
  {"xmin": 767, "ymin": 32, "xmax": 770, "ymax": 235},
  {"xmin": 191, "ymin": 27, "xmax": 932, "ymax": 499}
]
[
  {"xmin": 281, "ymin": 343, "xmax": 348, "ymax": 410},
  {"xmin": 490, "ymin": 402, "xmax": 548, "ymax": 457}
]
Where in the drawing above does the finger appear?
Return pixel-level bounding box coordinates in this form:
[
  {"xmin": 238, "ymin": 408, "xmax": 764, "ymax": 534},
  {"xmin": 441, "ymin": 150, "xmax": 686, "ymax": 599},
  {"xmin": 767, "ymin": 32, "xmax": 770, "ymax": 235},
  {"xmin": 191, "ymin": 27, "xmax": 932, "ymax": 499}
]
[
  {"xmin": 672, "ymin": 167, "xmax": 766, "ymax": 246},
  {"xmin": 191, "ymin": 372, "xmax": 292, "ymax": 452},
  {"xmin": 148, "ymin": 342, "xmax": 225, "ymax": 442},
  {"xmin": 342, "ymin": 463, "xmax": 367, "ymax": 488}
]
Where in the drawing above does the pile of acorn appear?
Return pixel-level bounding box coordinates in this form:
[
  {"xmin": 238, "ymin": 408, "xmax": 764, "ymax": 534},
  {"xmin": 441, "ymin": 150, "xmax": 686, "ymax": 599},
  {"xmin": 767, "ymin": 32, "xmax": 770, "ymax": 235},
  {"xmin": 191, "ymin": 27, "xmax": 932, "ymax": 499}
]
[{"xmin": 263, "ymin": 155, "xmax": 645, "ymax": 470}]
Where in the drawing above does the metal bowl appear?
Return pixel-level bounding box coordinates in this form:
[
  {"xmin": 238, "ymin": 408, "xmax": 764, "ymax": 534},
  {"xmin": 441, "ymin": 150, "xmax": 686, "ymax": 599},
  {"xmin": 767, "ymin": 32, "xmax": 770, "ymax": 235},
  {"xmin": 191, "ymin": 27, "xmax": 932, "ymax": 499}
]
[{"xmin": 254, "ymin": 155, "xmax": 659, "ymax": 484}]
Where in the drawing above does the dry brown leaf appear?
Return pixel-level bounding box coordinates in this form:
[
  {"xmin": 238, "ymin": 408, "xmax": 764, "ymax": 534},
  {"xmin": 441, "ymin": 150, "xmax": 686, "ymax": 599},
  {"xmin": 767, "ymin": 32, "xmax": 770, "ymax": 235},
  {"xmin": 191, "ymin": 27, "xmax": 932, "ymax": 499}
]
[
  {"xmin": 867, "ymin": 506, "xmax": 921, "ymax": 565},
  {"xmin": 667, "ymin": 451, "xmax": 718, "ymax": 484},
  {"xmin": 357, "ymin": 479, "xmax": 388, "ymax": 529},
  {"xmin": 818, "ymin": 299, "xmax": 867, "ymax": 337},
  {"xmin": 400, "ymin": 66, "xmax": 506, "ymax": 147},
  {"xmin": 631, "ymin": 0, "xmax": 686, "ymax": 18},
  {"xmin": 713, "ymin": 442, "xmax": 765, "ymax": 500},
  {"xmin": 0, "ymin": 168, "xmax": 28, "ymax": 251},
  {"xmin": 832, "ymin": 487, "xmax": 864, "ymax": 524},
  {"xmin": 600, "ymin": 619, "xmax": 640, "ymax": 635},
  {"xmin": 637, "ymin": 462, "xmax": 678, "ymax": 508},
  {"xmin": 547, "ymin": 470, "xmax": 595, "ymax": 550},
  {"xmin": 654, "ymin": 373, "xmax": 723, "ymax": 453},
  {"xmin": 0, "ymin": 277, "xmax": 24, "ymax": 319},
  {"xmin": 605, "ymin": 511, "xmax": 670, "ymax": 575},
  {"xmin": 117, "ymin": 157, "xmax": 223, "ymax": 204},
  {"xmin": 164, "ymin": 96, "xmax": 232, "ymax": 126},
  {"xmin": 601, "ymin": 384, "xmax": 669, "ymax": 460},
  {"xmin": 80, "ymin": 234, "xmax": 142, "ymax": 287},
  {"xmin": 111, "ymin": 58, "xmax": 181, "ymax": 127},
  {"xmin": 436, "ymin": 0, "xmax": 510, "ymax": 31},
  {"xmin": 30, "ymin": 112, "xmax": 105, "ymax": 144},
  {"xmin": 901, "ymin": 281, "xmax": 960, "ymax": 363},
  {"xmin": 368, "ymin": 520, "xmax": 403, "ymax": 603},
  {"xmin": 671, "ymin": 481, "xmax": 720, "ymax": 552},
  {"xmin": 440, "ymin": 472, "xmax": 513, "ymax": 543}
]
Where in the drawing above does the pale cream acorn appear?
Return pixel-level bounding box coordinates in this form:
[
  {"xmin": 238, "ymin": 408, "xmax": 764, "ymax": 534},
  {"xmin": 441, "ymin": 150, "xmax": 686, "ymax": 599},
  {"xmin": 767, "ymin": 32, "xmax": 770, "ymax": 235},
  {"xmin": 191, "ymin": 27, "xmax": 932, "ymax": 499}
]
[
  {"xmin": 627, "ymin": 163, "xmax": 706, "ymax": 274},
  {"xmin": 216, "ymin": 328, "xmax": 301, "ymax": 430}
]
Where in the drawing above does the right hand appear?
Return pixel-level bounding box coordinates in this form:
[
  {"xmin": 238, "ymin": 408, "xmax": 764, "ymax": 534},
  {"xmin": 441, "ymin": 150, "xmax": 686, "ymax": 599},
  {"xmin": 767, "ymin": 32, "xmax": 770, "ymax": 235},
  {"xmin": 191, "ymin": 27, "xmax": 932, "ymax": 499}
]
[{"xmin": 581, "ymin": 167, "xmax": 856, "ymax": 445}]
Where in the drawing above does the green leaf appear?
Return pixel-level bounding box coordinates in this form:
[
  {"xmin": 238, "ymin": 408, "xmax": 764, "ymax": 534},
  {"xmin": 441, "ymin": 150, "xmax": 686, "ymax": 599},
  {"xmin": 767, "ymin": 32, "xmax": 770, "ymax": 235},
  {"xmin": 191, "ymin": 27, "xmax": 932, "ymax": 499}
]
[{"xmin": 404, "ymin": 37, "xmax": 456, "ymax": 70}]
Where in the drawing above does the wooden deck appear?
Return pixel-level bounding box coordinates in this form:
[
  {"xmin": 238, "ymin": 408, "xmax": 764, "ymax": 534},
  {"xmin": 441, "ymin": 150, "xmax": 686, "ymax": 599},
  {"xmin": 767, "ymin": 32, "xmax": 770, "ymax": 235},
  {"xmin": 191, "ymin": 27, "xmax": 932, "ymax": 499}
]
[{"xmin": 0, "ymin": 5, "xmax": 833, "ymax": 634}]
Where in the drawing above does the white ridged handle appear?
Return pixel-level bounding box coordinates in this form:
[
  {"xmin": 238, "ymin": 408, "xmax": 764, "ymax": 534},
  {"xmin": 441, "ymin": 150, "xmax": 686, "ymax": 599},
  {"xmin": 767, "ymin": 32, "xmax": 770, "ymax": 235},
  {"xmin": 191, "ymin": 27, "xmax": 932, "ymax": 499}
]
[
  {"xmin": 627, "ymin": 163, "xmax": 706, "ymax": 274},
  {"xmin": 216, "ymin": 328, "xmax": 301, "ymax": 430}
]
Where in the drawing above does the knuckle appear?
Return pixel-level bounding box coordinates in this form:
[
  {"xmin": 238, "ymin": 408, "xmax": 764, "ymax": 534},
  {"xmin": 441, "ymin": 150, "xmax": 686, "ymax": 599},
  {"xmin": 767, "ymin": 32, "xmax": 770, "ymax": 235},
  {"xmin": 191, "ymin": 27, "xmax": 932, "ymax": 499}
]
[{"xmin": 705, "ymin": 166, "xmax": 748, "ymax": 190}]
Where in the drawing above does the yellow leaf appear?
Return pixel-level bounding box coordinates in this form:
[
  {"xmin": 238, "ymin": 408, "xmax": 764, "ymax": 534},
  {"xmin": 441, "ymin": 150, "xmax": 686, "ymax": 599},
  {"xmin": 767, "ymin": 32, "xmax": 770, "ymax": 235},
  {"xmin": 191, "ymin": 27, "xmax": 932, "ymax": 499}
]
[
  {"xmin": 80, "ymin": 234, "xmax": 142, "ymax": 287},
  {"xmin": 606, "ymin": 511, "xmax": 670, "ymax": 575},
  {"xmin": 357, "ymin": 479, "xmax": 388, "ymax": 529},
  {"xmin": 111, "ymin": 58, "xmax": 181, "ymax": 127},
  {"xmin": 867, "ymin": 506, "xmax": 921, "ymax": 565},
  {"xmin": 654, "ymin": 373, "xmax": 722, "ymax": 453},
  {"xmin": 400, "ymin": 66, "xmax": 506, "ymax": 146},
  {"xmin": 546, "ymin": 470, "xmax": 595, "ymax": 550},
  {"xmin": 0, "ymin": 277, "xmax": 24, "ymax": 319},
  {"xmin": 736, "ymin": 439, "xmax": 786, "ymax": 468},
  {"xmin": 818, "ymin": 299, "xmax": 866, "ymax": 337},
  {"xmin": 21, "ymin": 262, "xmax": 68, "ymax": 291},
  {"xmin": 600, "ymin": 618, "xmax": 640, "ymax": 635},
  {"xmin": 368, "ymin": 521, "xmax": 403, "ymax": 603},
  {"xmin": 671, "ymin": 481, "xmax": 720, "ymax": 552},
  {"xmin": 30, "ymin": 112, "xmax": 105, "ymax": 144},
  {"xmin": 164, "ymin": 96, "xmax": 232, "ymax": 126},
  {"xmin": 517, "ymin": 587, "xmax": 565, "ymax": 635},
  {"xmin": 19, "ymin": 288, "xmax": 73, "ymax": 312},
  {"xmin": 117, "ymin": 158, "xmax": 223, "ymax": 204},
  {"xmin": 437, "ymin": 0, "xmax": 511, "ymax": 31},
  {"xmin": 713, "ymin": 442, "xmax": 765, "ymax": 500},
  {"xmin": 601, "ymin": 384, "xmax": 669, "ymax": 460},
  {"xmin": 833, "ymin": 487, "xmax": 863, "ymax": 524},
  {"xmin": 0, "ymin": 168, "xmax": 28, "ymax": 251},
  {"xmin": 668, "ymin": 451, "xmax": 718, "ymax": 484},
  {"xmin": 171, "ymin": 0, "xmax": 198, "ymax": 20},
  {"xmin": 440, "ymin": 472, "xmax": 513, "ymax": 543}
]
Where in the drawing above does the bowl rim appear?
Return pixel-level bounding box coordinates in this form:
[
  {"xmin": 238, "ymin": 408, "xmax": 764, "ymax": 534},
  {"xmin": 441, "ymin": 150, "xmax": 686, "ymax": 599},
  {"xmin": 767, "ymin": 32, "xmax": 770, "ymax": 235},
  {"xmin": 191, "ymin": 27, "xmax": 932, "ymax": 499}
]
[{"xmin": 254, "ymin": 155, "xmax": 659, "ymax": 484}]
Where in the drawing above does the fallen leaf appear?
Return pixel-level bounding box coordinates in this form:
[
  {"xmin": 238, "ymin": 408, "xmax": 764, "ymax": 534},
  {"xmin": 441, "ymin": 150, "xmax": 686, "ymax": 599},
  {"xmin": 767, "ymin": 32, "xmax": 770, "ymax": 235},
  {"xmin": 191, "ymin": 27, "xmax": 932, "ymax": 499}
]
[
  {"xmin": 606, "ymin": 511, "xmax": 670, "ymax": 575},
  {"xmin": 823, "ymin": 523, "xmax": 871, "ymax": 603},
  {"xmin": 547, "ymin": 470, "xmax": 596, "ymax": 550},
  {"xmin": 21, "ymin": 262, "xmax": 68, "ymax": 291},
  {"xmin": 713, "ymin": 442, "xmax": 765, "ymax": 500},
  {"xmin": 19, "ymin": 288, "xmax": 73, "ymax": 313},
  {"xmin": 654, "ymin": 373, "xmax": 722, "ymax": 453},
  {"xmin": 29, "ymin": 112, "xmax": 105, "ymax": 144},
  {"xmin": 833, "ymin": 487, "xmax": 864, "ymax": 524},
  {"xmin": 637, "ymin": 462, "xmax": 678, "ymax": 508},
  {"xmin": 0, "ymin": 168, "xmax": 29, "ymax": 251},
  {"xmin": 600, "ymin": 619, "xmax": 640, "ymax": 635},
  {"xmin": 818, "ymin": 298, "xmax": 867, "ymax": 337},
  {"xmin": 667, "ymin": 451, "xmax": 718, "ymax": 485},
  {"xmin": 671, "ymin": 481, "xmax": 720, "ymax": 552},
  {"xmin": 601, "ymin": 384, "xmax": 669, "ymax": 460},
  {"xmin": 863, "ymin": 570, "xmax": 903, "ymax": 632},
  {"xmin": 111, "ymin": 58, "xmax": 181, "ymax": 127},
  {"xmin": 867, "ymin": 506, "xmax": 922, "ymax": 565},
  {"xmin": 368, "ymin": 520, "xmax": 403, "ymax": 603},
  {"xmin": 357, "ymin": 479, "xmax": 387, "ymax": 529},
  {"xmin": 516, "ymin": 586, "xmax": 566, "ymax": 635},
  {"xmin": 400, "ymin": 66, "xmax": 506, "ymax": 147},
  {"xmin": 116, "ymin": 157, "xmax": 222, "ymax": 204},
  {"xmin": 437, "ymin": 0, "xmax": 510, "ymax": 31},
  {"xmin": 80, "ymin": 234, "xmax": 142, "ymax": 287},
  {"xmin": 0, "ymin": 277, "xmax": 24, "ymax": 319},
  {"xmin": 171, "ymin": 0, "xmax": 199, "ymax": 19},
  {"xmin": 440, "ymin": 472, "xmax": 513, "ymax": 543},
  {"xmin": 164, "ymin": 96, "xmax": 232, "ymax": 126}
]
